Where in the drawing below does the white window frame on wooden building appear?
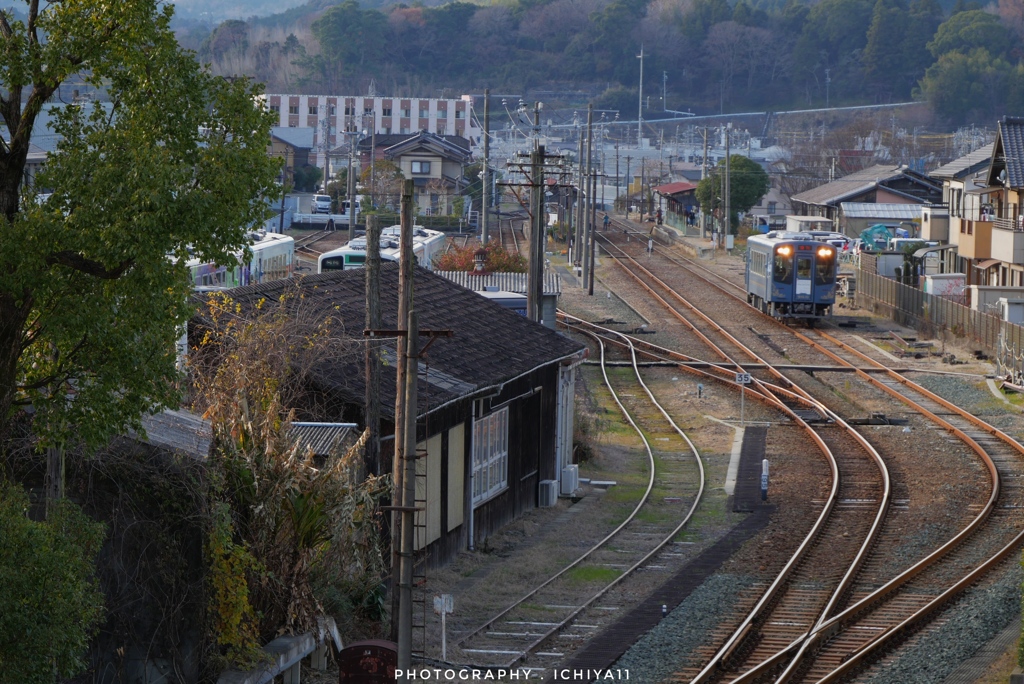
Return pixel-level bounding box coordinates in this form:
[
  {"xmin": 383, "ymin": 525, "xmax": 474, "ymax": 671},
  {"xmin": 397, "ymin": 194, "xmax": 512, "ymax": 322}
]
[{"xmin": 472, "ymin": 407, "xmax": 508, "ymax": 506}]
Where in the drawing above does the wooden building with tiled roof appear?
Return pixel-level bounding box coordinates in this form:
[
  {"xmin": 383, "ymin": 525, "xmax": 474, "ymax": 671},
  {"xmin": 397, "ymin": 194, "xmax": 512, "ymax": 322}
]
[
  {"xmin": 192, "ymin": 264, "xmax": 586, "ymax": 566},
  {"xmin": 790, "ymin": 164, "xmax": 943, "ymax": 222}
]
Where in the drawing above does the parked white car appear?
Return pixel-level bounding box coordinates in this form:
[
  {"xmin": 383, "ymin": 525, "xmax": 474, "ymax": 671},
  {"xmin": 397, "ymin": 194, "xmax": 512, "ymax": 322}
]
[{"xmin": 311, "ymin": 194, "xmax": 332, "ymax": 214}]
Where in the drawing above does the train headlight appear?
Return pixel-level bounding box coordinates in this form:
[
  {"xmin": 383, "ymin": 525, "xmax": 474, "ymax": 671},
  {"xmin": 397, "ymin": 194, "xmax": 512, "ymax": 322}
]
[
  {"xmin": 817, "ymin": 247, "xmax": 833, "ymax": 257},
  {"xmin": 777, "ymin": 246, "xmax": 792, "ymax": 256}
]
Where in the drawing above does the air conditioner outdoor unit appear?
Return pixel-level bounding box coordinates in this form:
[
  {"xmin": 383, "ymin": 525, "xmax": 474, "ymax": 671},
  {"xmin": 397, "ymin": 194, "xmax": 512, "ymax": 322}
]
[
  {"xmin": 539, "ymin": 480, "xmax": 558, "ymax": 507},
  {"xmin": 560, "ymin": 465, "xmax": 579, "ymax": 496}
]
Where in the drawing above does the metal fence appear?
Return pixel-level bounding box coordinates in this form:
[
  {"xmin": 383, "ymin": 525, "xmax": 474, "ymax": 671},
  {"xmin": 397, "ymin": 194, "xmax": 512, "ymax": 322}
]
[{"xmin": 856, "ymin": 268, "xmax": 1024, "ymax": 380}]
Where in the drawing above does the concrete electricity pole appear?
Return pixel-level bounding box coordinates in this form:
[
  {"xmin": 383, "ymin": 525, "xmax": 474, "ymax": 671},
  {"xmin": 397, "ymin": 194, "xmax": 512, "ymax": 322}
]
[
  {"xmin": 482, "ymin": 88, "xmax": 490, "ymax": 244},
  {"xmin": 581, "ymin": 104, "xmax": 593, "ymax": 290},
  {"xmin": 724, "ymin": 124, "xmax": 731, "ymax": 245},
  {"xmin": 637, "ymin": 45, "xmax": 644, "ymax": 148},
  {"xmin": 574, "ymin": 129, "xmax": 585, "ymax": 266},
  {"xmin": 701, "ymin": 128, "xmax": 709, "ymax": 238}
]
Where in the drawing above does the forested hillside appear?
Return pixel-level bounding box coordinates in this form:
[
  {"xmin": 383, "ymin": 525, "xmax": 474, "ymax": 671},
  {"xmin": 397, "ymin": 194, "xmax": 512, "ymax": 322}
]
[{"xmin": 187, "ymin": 0, "xmax": 1024, "ymax": 124}]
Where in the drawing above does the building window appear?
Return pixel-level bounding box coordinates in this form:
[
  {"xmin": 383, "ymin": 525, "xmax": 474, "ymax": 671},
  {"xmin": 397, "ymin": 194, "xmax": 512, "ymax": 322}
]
[
  {"xmin": 411, "ymin": 161, "xmax": 431, "ymax": 174},
  {"xmin": 439, "ymin": 109, "xmax": 448, "ymax": 119},
  {"xmin": 329, "ymin": 105, "xmax": 336, "ymax": 115},
  {"xmin": 401, "ymin": 107, "xmax": 411, "ymax": 118},
  {"xmin": 401, "ymin": 126, "xmax": 410, "ymax": 134},
  {"xmin": 364, "ymin": 107, "xmax": 374, "ymax": 116},
  {"xmin": 288, "ymin": 105, "xmax": 299, "ymax": 115},
  {"xmin": 455, "ymin": 110, "xmax": 464, "ymax": 119},
  {"xmin": 345, "ymin": 105, "xmax": 354, "ymax": 116},
  {"xmin": 383, "ymin": 107, "xmax": 392, "ymax": 117},
  {"xmin": 270, "ymin": 104, "xmax": 280, "ymax": 114},
  {"xmin": 437, "ymin": 125, "xmax": 445, "ymax": 135},
  {"xmin": 768, "ymin": 201, "xmax": 776, "ymax": 214},
  {"xmin": 309, "ymin": 105, "xmax": 318, "ymax": 115},
  {"xmin": 419, "ymin": 108, "xmax": 430, "ymax": 118},
  {"xmin": 472, "ymin": 407, "xmax": 508, "ymax": 506}
]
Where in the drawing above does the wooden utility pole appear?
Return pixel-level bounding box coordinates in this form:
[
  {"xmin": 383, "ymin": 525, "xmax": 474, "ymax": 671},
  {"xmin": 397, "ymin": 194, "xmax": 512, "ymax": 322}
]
[
  {"xmin": 364, "ymin": 215, "xmax": 382, "ymax": 478},
  {"xmin": 397, "ymin": 307, "xmax": 418, "ymax": 681},
  {"xmin": 391, "ymin": 180, "xmax": 415, "ymax": 649},
  {"xmin": 527, "ymin": 145, "xmax": 545, "ymax": 323},
  {"xmin": 482, "ymin": 89, "xmax": 490, "ymax": 244},
  {"xmin": 348, "ymin": 137, "xmax": 357, "ymax": 242}
]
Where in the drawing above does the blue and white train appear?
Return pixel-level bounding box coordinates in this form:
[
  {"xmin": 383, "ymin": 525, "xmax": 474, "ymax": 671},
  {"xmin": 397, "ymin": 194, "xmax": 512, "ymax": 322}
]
[{"xmin": 745, "ymin": 231, "xmax": 837, "ymax": 323}]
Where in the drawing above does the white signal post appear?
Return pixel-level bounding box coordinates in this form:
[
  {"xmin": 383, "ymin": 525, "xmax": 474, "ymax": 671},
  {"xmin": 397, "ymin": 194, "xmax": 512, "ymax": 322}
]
[
  {"xmin": 434, "ymin": 594, "xmax": 454, "ymax": 660},
  {"xmin": 735, "ymin": 372, "xmax": 752, "ymax": 425}
]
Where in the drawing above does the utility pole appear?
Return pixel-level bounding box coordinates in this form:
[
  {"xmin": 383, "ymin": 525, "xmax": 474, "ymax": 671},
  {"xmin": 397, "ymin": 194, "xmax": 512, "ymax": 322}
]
[
  {"xmin": 615, "ymin": 143, "xmax": 620, "ymax": 211},
  {"xmin": 392, "ymin": 179, "xmax": 415, "ymax": 666},
  {"xmin": 582, "ymin": 104, "xmax": 593, "ymax": 290},
  {"xmin": 637, "ymin": 45, "xmax": 644, "ymax": 148},
  {"xmin": 724, "ymin": 125, "xmax": 731, "ymax": 245},
  {"xmin": 589, "ymin": 165, "xmax": 597, "ymax": 296},
  {"xmin": 347, "ymin": 133, "xmax": 357, "ymax": 242},
  {"xmin": 320, "ymin": 116, "xmax": 331, "ymax": 194},
  {"xmin": 482, "ymin": 89, "xmax": 490, "ymax": 244},
  {"xmin": 701, "ymin": 128, "xmax": 709, "ymax": 238},
  {"xmin": 364, "ymin": 215, "xmax": 382, "ymax": 478},
  {"xmin": 663, "ymin": 70, "xmax": 668, "ymax": 111},
  {"xmin": 575, "ymin": 130, "xmax": 585, "ymax": 266},
  {"xmin": 527, "ymin": 144, "xmax": 545, "ymax": 323}
]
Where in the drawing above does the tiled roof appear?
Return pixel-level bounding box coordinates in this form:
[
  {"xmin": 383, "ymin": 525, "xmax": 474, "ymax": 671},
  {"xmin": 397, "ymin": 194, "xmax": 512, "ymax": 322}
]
[
  {"xmin": 998, "ymin": 117, "xmax": 1024, "ymax": 187},
  {"xmin": 436, "ymin": 271, "xmax": 561, "ymax": 296},
  {"xmin": 840, "ymin": 203, "xmax": 922, "ymax": 220},
  {"xmin": 383, "ymin": 131, "xmax": 472, "ymax": 162},
  {"xmin": 930, "ymin": 143, "xmax": 994, "ymax": 180},
  {"xmin": 193, "ymin": 265, "xmax": 584, "ymax": 419},
  {"xmin": 791, "ymin": 164, "xmax": 915, "ymax": 206}
]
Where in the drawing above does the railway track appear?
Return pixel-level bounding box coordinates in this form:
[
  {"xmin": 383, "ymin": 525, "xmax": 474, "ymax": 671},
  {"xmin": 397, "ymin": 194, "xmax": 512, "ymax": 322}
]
[
  {"xmin": 293, "ymin": 227, "xmax": 333, "ymax": 256},
  {"xmin": 454, "ymin": 319, "xmax": 705, "ymax": 673},
  {"xmin": 594, "ymin": 221, "xmax": 1023, "ymax": 682}
]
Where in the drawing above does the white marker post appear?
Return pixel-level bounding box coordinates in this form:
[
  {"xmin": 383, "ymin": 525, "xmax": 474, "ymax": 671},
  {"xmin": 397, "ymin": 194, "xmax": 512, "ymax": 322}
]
[
  {"xmin": 434, "ymin": 594, "xmax": 454, "ymax": 660},
  {"xmin": 735, "ymin": 372, "xmax": 752, "ymax": 425},
  {"xmin": 761, "ymin": 458, "xmax": 770, "ymax": 501}
]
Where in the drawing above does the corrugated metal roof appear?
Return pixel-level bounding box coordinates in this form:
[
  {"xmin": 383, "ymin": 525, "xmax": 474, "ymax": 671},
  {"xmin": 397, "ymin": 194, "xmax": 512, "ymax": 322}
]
[
  {"xmin": 840, "ymin": 203, "xmax": 922, "ymax": 220},
  {"xmin": 290, "ymin": 423, "xmax": 356, "ymax": 457},
  {"xmin": 138, "ymin": 409, "xmax": 212, "ymax": 459},
  {"xmin": 436, "ymin": 271, "xmax": 561, "ymax": 296},
  {"xmin": 930, "ymin": 143, "xmax": 994, "ymax": 179},
  {"xmin": 654, "ymin": 181, "xmax": 697, "ymax": 195},
  {"xmin": 999, "ymin": 118, "xmax": 1024, "ymax": 187},
  {"xmin": 272, "ymin": 126, "xmax": 315, "ymax": 149}
]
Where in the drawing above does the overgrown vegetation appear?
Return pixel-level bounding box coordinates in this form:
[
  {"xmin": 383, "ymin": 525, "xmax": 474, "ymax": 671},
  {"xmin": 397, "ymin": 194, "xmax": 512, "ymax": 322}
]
[
  {"xmin": 193, "ymin": 292, "xmax": 392, "ymax": 662},
  {"xmin": 0, "ymin": 482, "xmax": 106, "ymax": 684},
  {"xmin": 434, "ymin": 243, "xmax": 528, "ymax": 272}
]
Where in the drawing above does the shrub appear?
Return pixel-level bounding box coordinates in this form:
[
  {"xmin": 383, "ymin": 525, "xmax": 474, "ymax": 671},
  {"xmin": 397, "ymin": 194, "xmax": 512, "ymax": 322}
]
[{"xmin": 0, "ymin": 483, "xmax": 105, "ymax": 684}]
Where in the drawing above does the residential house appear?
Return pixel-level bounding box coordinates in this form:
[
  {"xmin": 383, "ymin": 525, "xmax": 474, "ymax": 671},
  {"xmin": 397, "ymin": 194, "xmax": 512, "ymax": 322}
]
[
  {"xmin": 928, "ymin": 143, "xmax": 994, "ymax": 278},
  {"xmin": 653, "ymin": 181, "xmax": 698, "ymax": 232},
  {"xmin": 790, "ymin": 164, "xmax": 943, "ymax": 222},
  {"xmin": 193, "ymin": 265, "xmax": 586, "ymax": 567},
  {"xmin": 382, "ymin": 131, "xmax": 473, "ymax": 216},
  {"xmin": 269, "ymin": 126, "xmax": 314, "ymax": 185},
  {"xmin": 980, "ymin": 118, "xmax": 1024, "ymax": 287}
]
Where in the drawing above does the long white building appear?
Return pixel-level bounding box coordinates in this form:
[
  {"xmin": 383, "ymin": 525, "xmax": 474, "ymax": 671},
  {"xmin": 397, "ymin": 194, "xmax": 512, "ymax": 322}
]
[{"xmin": 261, "ymin": 93, "xmax": 482, "ymax": 166}]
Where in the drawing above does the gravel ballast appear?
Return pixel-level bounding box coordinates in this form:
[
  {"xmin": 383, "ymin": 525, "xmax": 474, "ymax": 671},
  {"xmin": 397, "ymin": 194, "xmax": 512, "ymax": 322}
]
[{"xmin": 613, "ymin": 572, "xmax": 758, "ymax": 683}]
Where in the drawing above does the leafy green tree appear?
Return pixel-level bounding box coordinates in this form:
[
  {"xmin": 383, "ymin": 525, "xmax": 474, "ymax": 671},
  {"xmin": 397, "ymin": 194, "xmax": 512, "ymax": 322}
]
[
  {"xmin": 927, "ymin": 10, "xmax": 1013, "ymax": 59},
  {"xmin": 917, "ymin": 48, "xmax": 1012, "ymax": 124},
  {"xmin": 0, "ymin": 483, "xmax": 106, "ymax": 683},
  {"xmin": 0, "ymin": 0, "xmax": 281, "ymax": 446},
  {"xmin": 862, "ymin": 0, "xmax": 911, "ymax": 97},
  {"xmin": 309, "ymin": 0, "xmax": 387, "ymax": 80},
  {"xmin": 695, "ymin": 155, "xmax": 770, "ymax": 232},
  {"xmin": 293, "ymin": 165, "xmax": 323, "ymax": 193}
]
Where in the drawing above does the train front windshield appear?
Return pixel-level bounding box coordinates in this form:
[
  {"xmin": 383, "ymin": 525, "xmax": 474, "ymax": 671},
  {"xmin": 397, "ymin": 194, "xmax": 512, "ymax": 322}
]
[
  {"xmin": 773, "ymin": 247, "xmax": 793, "ymax": 284},
  {"xmin": 814, "ymin": 247, "xmax": 835, "ymax": 284},
  {"xmin": 320, "ymin": 256, "xmax": 346, "ymax": 272}
]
